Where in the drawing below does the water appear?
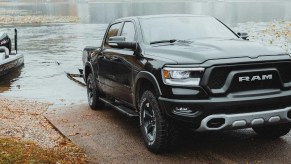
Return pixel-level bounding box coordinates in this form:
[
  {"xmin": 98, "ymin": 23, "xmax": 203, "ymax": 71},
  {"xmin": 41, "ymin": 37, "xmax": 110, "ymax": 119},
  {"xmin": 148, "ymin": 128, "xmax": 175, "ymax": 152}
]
[
  {"xmin": 0, "ymin": 1, "xmax": 290, "ymax": 104},
  {"xmin": 0, "ymin": 24, "xmax": 108, "ymax": 104},
  {"xmin": 1, "ymin": 1, "xmax": 291, "ymax": 25},
  {"xmin": 85, "ymin": 1, "xmax": 291, "ymax": 25}
]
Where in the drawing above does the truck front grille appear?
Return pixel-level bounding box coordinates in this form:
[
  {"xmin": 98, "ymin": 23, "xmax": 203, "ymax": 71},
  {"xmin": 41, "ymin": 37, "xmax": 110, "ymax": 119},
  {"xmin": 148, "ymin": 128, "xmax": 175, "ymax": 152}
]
[
  {"xmin": 228, "ymin": 78, "xmax": 280, "ymax": 93},
  {"xmin": 206, "ymin": 61, "xmax": 291, "ymax": 92}
]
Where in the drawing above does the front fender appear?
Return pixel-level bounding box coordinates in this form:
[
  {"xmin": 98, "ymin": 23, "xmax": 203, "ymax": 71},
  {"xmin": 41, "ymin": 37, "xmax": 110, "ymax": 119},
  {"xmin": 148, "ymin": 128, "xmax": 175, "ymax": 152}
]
[
  {"xmin": 133, "ymin": 71, "xmax": 163, "ymax": 108},
  {"xmin": 135, "ymin": 71, "xmax": 162, "ymax": 96},
  {"xmin": 84, "ymin": 62, "xmax": 94, "ymax": 82}
]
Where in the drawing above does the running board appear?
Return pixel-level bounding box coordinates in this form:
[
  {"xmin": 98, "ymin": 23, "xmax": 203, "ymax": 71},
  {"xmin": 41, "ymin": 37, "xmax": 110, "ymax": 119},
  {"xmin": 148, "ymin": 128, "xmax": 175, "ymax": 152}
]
[{"xmin": 99, "ymin": 97, "xmax": 139, "ymax": 117}]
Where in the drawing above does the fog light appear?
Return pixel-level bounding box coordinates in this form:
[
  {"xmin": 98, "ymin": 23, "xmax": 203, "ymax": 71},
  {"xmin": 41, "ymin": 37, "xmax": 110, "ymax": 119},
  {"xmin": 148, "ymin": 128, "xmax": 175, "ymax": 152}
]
[
  {"xmin": 174, "ymin": 107, "xmax": 192, "ymax": 113},
  {"xmin": 172, "ymin": 106, "xmax": 200, "ymax": 116},
  {"xmin": 175, "ymin": 107, "xmax": 189, "ymax": 111}
]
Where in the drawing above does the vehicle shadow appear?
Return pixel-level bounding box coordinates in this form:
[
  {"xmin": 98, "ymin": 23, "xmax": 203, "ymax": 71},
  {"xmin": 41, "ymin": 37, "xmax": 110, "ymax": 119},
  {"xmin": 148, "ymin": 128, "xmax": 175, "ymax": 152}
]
[{"xmin": 103, "ymin": 105, "xmax": 291, "ymax": 163}]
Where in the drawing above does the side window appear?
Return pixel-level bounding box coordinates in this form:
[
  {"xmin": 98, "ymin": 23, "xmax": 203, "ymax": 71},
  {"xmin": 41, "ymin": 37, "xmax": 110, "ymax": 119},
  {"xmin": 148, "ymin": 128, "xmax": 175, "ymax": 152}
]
[
  {"xmin": 121, "ymin": 22, "xmax": 136, "ymax": 42},
  {"xmin": 105, "ymin": 22, "xmax": 122, "ymax": 47}
]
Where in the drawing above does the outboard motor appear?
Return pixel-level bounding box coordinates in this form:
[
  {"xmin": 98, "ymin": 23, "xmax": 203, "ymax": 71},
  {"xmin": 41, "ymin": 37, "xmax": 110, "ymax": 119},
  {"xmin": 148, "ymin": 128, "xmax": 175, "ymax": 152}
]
[{"xmin": 0, "ymin": 33, "xmax": 11, "ymax": 55}]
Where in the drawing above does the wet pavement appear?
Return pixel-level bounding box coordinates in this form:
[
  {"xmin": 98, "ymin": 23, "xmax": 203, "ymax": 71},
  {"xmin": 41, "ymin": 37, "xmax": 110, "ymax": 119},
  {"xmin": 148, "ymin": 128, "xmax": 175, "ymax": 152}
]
[{"xmin": 45, "ymin": 104, "xmax": 291, "ymax": 163}]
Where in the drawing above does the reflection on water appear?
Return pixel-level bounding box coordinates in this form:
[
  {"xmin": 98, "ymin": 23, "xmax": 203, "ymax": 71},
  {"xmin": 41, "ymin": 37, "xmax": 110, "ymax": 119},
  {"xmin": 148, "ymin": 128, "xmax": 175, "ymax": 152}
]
[
  {"xmin": 0, "ymin": 1, "xmax": 291, "ymax": 24},
  {"xmin": 0, "ymin": 24, "xmax": 107, "ymax": 104},
  {"xmin": 86, "ymin": 1, "xmax": 291, "ymax": 25},
  {"xmin": 0, "ymin": 66, "xmax": 23, "ymax": 92}
]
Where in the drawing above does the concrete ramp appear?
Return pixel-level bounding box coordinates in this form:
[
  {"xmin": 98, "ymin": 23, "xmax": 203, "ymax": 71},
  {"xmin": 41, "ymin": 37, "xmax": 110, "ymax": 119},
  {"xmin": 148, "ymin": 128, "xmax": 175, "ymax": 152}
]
[{"xmin": 45, "ymin": 104, "xmax": 291, "ymax": 163}]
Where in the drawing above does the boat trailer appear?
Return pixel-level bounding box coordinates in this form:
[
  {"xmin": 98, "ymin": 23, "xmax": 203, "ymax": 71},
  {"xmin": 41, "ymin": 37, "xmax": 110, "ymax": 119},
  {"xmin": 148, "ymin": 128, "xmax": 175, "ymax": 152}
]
[{"xmin": 66, "ymin": 69, "xmax": 86, "ymax": 86}]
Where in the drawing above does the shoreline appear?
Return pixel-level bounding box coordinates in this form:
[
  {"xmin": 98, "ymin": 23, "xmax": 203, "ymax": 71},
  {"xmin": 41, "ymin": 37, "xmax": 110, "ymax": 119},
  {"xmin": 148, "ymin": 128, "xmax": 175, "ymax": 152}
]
[
  {"xmin": 0, "ymin": 96, "xmax": 87, "ymax": 162},
  {"xmin": 1, "ymin": 20, "xmax": 290, "ymax": 52},
  {"xmin": 233, "ymin": 20, "xmax": 291, "ymax": 53},
  {"xmin": 0, "ymin": 16, "xmax": 80, "ymax": 25},
  {"xmin": 0, "ymin": 96, "xmax": 63, "ymax": 148}
]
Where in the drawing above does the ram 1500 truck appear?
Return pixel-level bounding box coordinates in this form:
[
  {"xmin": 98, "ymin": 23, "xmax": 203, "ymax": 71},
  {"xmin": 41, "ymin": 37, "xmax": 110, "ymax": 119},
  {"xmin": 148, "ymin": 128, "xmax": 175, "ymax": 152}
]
[{"xmin": 82, "ymin": 14, "xmax": 291, "ymax": 153}]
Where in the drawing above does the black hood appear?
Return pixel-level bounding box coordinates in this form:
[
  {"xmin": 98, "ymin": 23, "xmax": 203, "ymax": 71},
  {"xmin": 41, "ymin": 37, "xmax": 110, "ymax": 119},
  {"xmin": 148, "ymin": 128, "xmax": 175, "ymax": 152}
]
[{"xmin": 145, "ymin": 38, "xmax": 287, "ymax": 64}]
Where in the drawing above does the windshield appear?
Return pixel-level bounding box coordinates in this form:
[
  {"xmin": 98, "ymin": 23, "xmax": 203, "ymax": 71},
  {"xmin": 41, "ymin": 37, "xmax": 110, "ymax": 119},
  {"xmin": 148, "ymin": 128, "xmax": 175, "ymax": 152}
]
[{"xmin": 140, "ymin": 16, "xmax": 237, "ymax": 44}]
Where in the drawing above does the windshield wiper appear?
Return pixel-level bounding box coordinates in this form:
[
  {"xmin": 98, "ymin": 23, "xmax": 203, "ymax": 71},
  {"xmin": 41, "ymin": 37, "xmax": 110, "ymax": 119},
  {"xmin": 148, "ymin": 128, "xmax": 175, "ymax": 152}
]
[
  {"xmin": 176, "ymin": 40, "xmax": 193, "ymax": 44},
  {"xmin": 150, "ymin": 39, "xmax": 177, "ymax": 45}
]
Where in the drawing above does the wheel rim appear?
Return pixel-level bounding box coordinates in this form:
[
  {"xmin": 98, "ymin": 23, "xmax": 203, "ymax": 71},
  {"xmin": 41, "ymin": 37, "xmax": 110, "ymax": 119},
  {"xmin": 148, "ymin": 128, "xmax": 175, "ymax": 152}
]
[
  {"xmin": 142, "ymin": 101, "xmax": 157, "ymax": 142},
  {"xmin": 87, "ymin": 78, "xmax": 94, "ymax": 105}
]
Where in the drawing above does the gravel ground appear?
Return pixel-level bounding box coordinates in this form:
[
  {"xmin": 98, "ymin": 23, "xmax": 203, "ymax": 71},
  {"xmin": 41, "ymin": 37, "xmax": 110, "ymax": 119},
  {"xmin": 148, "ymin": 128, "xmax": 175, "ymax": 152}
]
[
  {"xmin": 234, "ymin": 20, "xmax": 291, "ymax": 53},
  {"xmin": 0, "ymin": 97, "xmax": 65, "ymax": 148}
]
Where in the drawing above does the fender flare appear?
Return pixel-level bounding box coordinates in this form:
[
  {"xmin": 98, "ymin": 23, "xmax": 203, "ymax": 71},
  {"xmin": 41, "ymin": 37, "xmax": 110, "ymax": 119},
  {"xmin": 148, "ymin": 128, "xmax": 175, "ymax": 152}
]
[
  {"xmin": 84, "ymin": 62, "xmax": 94, "ymax": 81},
  {"xmin": 133, "ymin": 71, "xmax": 163, "ymax": 108}
]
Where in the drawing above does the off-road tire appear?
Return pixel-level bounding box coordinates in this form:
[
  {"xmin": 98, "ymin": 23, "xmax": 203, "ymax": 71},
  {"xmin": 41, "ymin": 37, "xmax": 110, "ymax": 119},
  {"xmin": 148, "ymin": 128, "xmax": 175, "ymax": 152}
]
[
  {"xmin": 253, "ymin": 123, "xmax": 291, "ymax": 139},
  {"xmin": 139, "ymin": 90, "xmax": 178, "ymax": 153},
  {"xmin": 86, "ymin": 73, "xmax": 104, "ymax": 109}
]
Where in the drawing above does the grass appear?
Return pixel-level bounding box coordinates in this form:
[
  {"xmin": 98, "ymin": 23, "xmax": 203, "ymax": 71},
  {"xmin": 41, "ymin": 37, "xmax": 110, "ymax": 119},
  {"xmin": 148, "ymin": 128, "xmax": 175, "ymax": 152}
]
[{"xmin": 0, "ymin": 138, "xmax": 87, "ymax": 164}]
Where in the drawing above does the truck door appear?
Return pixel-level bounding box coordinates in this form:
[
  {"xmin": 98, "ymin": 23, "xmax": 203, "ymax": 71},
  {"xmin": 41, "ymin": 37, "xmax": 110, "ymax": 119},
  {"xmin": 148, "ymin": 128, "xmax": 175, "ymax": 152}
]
[
  {"xmin": 110, "ymin": 21, "xmax": 136, "ymax": 103},
  {"xmin": 97, "ymin": 22, "xmax": 123, "ymax": 95}
]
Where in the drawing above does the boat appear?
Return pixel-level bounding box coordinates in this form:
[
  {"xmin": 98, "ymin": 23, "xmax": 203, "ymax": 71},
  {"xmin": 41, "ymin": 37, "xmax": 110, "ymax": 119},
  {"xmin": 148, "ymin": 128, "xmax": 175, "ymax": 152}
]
[{"xmin": 0, "ymin": 29, "xmax": 24, "ymax": 77}]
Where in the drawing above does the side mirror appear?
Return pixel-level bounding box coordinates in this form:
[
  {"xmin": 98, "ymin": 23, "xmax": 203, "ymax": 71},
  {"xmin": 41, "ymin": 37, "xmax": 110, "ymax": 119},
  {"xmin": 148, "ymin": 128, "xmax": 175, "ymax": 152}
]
[
  {"xmin": 237, "ymin": 32, "xmax": 249, "ymax": 40},
  {"xmin": 108, "ymin": 36, "xmax": 137, "ymax": 50}
]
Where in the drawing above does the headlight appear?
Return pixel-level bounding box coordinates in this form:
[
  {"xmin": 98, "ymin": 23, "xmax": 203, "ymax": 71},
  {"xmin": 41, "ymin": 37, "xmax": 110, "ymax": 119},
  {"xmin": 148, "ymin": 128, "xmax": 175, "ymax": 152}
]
[{"xmin": 162, "ymin": 67, "xmax": 204, "ymax": 86}]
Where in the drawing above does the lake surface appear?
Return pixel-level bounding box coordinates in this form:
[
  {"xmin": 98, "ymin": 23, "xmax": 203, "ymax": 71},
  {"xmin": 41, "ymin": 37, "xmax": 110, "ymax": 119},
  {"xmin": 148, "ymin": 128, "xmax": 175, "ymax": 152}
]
[
  {"xmin": 1, "ymin": 0, "xmax": 291, "ymax": 25},
  {"xmin": 0, "ymin": 1, "xmax": 290, "ymax": 105},
  {"xmin": 0, "ymin": 24, "xmax": 107, "ymax": 105}
]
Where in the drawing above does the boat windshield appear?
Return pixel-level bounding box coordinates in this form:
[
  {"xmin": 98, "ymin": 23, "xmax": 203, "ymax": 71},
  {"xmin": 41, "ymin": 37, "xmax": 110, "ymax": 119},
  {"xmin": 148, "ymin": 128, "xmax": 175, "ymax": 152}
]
[{"xmin": 140, "ymin": 16, "xmax": 238, "ymax": 44}]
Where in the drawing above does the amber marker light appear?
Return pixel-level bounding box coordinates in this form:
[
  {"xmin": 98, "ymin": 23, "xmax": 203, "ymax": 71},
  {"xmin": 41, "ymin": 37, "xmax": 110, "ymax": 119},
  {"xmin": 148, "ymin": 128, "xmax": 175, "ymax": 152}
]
[{"xmin": 163, "ymin": 70, "xmax": 170, "ymax": 79}]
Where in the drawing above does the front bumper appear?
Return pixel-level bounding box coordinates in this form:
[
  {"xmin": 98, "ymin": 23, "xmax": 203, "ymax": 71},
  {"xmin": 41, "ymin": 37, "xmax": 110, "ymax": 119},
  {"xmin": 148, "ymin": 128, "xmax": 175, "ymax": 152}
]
[
  {"xmin": 197, "ymin": 107, "xmax": 291, "ymax": 131},
  {"xmin": 159, "ymin": 90, "xmax": 291, "ymax": 130}
]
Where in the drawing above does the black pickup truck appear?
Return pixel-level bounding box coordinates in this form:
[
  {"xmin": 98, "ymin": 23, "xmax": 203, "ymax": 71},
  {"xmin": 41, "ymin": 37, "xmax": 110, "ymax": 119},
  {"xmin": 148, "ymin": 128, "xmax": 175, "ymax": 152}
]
[{"xmin": 82, "ymin": 14, "xmax": 291, "ymax": 153}]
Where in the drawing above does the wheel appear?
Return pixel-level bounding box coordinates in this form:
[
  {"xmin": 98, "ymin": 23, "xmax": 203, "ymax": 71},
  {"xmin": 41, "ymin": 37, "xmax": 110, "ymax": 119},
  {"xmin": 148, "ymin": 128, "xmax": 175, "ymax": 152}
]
[
  {"xmin": 86, "ymin": 73, "xmax": 104, "ymax": 109},
  {"xmin": 139, "ymin": 90, "xmax": 177, "ymax": 153},
  {"xmin": 253, "ymin": 123, "xmax": 291, "ymax": 139}
]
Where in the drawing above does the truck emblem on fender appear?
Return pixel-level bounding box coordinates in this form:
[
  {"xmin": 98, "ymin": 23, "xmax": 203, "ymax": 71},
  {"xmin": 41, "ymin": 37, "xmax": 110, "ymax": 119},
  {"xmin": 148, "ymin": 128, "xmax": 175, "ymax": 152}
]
[{"xmin": 239, "ymin": 74, "xmax": 273, "ymax": 82}]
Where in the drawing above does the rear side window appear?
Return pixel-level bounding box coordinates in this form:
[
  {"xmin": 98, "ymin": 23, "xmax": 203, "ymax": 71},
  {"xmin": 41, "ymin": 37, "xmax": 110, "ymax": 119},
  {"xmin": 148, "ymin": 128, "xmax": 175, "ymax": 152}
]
[
  {"xmin": 105, "ymin": 22, "xmax": 122, "ymax": 47},
  {"xmin": 121, "ymin": 22, "xmax": 136, "ymax": 42}
]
